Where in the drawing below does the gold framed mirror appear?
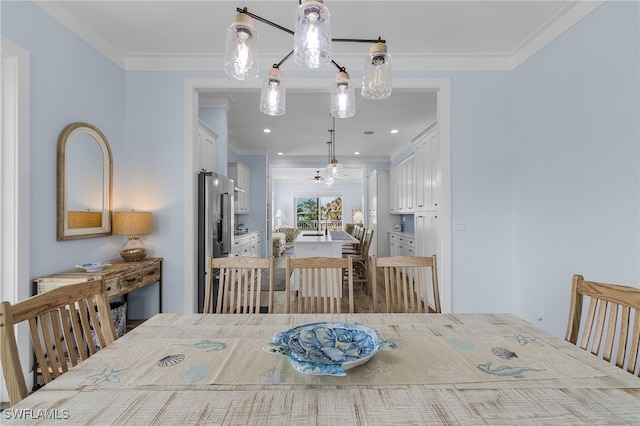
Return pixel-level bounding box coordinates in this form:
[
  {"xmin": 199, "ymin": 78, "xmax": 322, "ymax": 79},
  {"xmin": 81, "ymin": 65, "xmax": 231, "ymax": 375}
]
[{"xmin": 57, "ymin": 122, "xmax": 113, "ymax": 240}]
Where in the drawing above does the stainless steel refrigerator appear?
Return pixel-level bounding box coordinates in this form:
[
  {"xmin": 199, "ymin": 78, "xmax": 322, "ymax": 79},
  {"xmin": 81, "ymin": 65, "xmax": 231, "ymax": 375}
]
[{"xmin": 197, "ymin": 171, "xmax": 234, "ymax": 312}]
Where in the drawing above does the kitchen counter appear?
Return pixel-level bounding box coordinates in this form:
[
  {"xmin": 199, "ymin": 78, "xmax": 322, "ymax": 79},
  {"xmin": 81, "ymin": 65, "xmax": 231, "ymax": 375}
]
[{"xmin": 293, "ymin": 230, "xmax": 358, "ymax": 258}]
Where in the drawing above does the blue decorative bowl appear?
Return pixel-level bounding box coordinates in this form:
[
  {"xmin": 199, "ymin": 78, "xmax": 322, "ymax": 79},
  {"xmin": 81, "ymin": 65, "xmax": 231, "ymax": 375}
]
[
  {"xmin": 263, "ymin": 322, "xmax": 396, "ymax": 376},
  {"xmin": 75, "ymin": 262, "xmax": 110, "ymax": 272}
]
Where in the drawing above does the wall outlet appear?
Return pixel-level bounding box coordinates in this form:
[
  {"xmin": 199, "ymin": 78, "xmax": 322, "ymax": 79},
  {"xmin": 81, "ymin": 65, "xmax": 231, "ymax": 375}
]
[{"xmin": 452, "ymin": 219, "xmax": 465, "ymax": 231}]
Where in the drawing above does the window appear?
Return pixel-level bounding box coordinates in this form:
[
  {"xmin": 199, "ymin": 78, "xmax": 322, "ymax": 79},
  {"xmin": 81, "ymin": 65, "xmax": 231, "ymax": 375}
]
[{"xmin": 294, "ymin": 194, "xmax": 342, "ymax": 231}]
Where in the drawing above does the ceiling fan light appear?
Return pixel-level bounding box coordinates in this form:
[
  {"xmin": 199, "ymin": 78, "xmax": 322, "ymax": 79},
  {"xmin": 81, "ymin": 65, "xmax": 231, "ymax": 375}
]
[
  {"xmin": 330, "ymin": 71, "xmax": 356, "ymax": 118},
  {"xmin": 223, "ymin": 13, "xmax": 259, "ymax": 81},
  {"xmin": 362, "ymin": 42, "xmax": 392, "ymax": 100},
  {"xmin": 260, "ymin": 67, "xmax": 286, "ymax": 116},
  {"xmin": 294, "ymin": 0, "xmax": 332, "ymax": 69}
]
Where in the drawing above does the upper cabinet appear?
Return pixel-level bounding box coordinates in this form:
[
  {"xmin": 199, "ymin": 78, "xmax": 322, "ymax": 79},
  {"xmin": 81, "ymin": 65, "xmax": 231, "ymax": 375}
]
[
  {"xmin": 197, "ymin": 121, "xmax": 217, "ymax": 172},
  {"xmin": 389, "ymin": 155, "xmax": 414, "ymax": 214},
  {"xmin": 414, "ymin": 125, "xmax": 440, "ymax": 211},
  {"xmin": 228, "ymin": 162, "xmax": 250, "ymax": 214}
]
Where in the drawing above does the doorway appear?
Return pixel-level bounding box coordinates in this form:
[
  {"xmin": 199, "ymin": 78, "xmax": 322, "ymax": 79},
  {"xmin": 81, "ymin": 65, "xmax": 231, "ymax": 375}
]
[
  {"xmin": 183, "ymin": 78, "xmax": 451, "ymax": 313},
  {"xmin": 1, "ymin": 37, "xmax": 31, "ymax": 402}
]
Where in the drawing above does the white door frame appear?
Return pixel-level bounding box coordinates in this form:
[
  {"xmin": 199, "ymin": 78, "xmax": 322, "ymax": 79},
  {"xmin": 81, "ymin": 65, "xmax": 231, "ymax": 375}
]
[
  {"xmin": 183, "ymin": 77, "xmax": 452, "ymax": 313},
  {"xmin": 1, "ymin": 37, "xmax": 31, "ymax": 402}
]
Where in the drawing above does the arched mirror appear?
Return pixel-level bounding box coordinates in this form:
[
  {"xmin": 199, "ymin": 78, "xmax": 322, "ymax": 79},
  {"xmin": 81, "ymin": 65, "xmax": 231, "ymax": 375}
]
[{"xmin": 57, "ymin": 122, "xmax": 113, "ymax": 240}]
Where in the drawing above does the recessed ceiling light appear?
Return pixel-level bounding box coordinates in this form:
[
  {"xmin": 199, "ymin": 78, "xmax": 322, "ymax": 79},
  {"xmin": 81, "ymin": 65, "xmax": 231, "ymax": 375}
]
[
  {"xmin": 390, "ymin": 129, "xmax": 399, "ymax": 134},
  {"xmin": 354, "ymin": 151, "xmax": 361, "ymax": 155},
  {"xmin": 277, "ymin": 152, "xmax": 284, "ymax": 156},
  {"xmin": 263, "ymin": 128, "xmax": 271, "ymax": 133}
]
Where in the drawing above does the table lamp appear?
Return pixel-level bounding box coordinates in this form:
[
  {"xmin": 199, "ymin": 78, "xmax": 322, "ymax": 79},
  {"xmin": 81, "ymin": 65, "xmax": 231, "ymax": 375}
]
[
  {"xmin": 275, "ymin": 209, "xmax": 286, "ymax": 227},
  {"xmin": 353, "ymin": 211, "xmax": 364, "ymax": 224},
  {"xmin": 113, "ymin": 211, "xmax": 152, "ymax": 261}
]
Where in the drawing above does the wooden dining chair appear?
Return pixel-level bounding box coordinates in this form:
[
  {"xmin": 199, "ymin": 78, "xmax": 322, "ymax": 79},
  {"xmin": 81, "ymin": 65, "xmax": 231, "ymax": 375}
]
[
  {"xmin": 0, "ymin": 279, "xmax": 116, "ymax": 406},
  {"xmin": 347, "ymin": 229, "xmax": 374, "ymax": 292},
  {"xmin": 205, "ymin": 256, "xmax": 275, "ymax": 314},
  {"xmin": 370, "ymin": 255, "xmax": 441, "ymax": 314},
  {"xmin": 342, "ymin": 225, "xmax": 365, "ymax": 255},
  {"xmin": 564, "ymin": 274, "xmax": 640, "ymax": 376},
  {"xmin": 285, "ymin": 256, "xmax": 354, "ymax": 314}
]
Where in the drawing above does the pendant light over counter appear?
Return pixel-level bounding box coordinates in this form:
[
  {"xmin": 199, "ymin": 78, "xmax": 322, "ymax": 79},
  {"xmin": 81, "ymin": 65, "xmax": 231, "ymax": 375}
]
[
  {"xmin": 326, "ymin": 116, "xmax": 345, "ymax": 183},
  {"xmin": 223, "ymin": 1, "xmax": 392, "ymax": 118}
]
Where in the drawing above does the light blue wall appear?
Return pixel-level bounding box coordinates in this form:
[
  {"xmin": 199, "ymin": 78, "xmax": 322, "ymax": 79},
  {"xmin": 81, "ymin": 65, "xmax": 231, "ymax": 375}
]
[
  {"xmin": 2, "ymin": 1, "xmax": 638, "ymax": 338},
  {"xmin": 509, "ymin": 0, "xmax": 640, "ymax": 336},
  {"xmin": 1, "ymin": 2, "xmax": 126, "ymax": 278}
]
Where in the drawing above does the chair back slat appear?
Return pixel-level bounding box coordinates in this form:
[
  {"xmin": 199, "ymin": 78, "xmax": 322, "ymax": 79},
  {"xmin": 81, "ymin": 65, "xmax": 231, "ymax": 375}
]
[
  {"xmin": 371, "ymin": 255, "xmax": 441, "ymax": 314},
  {"xmin": 205, "ymin": 256, "xmax": 275, "ymax": 314},
  {"xmin": 0, "ymin": 279, "xmax": 116, "ymax": 406},
  {"xmin": 565, "ymin": 275, "xmax": 640, "ymax": 376}
]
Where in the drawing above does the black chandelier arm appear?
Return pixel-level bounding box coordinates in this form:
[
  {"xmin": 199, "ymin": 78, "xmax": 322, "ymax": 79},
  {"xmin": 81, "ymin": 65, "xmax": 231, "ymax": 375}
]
[
  {"xmin": 330, "ymin": 60, "xmax": 346, "ymax": 73},
  {"xmin": 236, "ymin": 7, "xmax": 386, "ymax": 44},
  {"xmin": 236, "ymin": 7, "xmax": 294, "ymax": 35},
  {"xmin": 332, "ymin": 37, "xmax": 386, "ymax": 44},
  {"xmin": 273, "ymin": 50, "xmax": 294, "ymax": 69}
]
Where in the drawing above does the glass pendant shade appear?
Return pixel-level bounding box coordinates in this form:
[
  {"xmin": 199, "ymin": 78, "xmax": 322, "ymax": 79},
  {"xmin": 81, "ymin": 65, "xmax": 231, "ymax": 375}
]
[
  {"xmin": 260, "ymin": 68, "xmax": 286, "ymax": 116},
  {"xmin": 330, "ymin": 71, "xmax": 356, "ymax": 118},
  {"xmin": 223, "ymin": 13, "xmax": 259, "ymax": 81},
  {"xmin": 294, "ymin": 0, "xmax": 332, "ymax": 69},
  {"xmin": 327, "ymin": 160, "xmax": 346, "ymax": 180},
  {"xmin": 362, "ymin": 42, "xmax": 392, "ymax": 100}
]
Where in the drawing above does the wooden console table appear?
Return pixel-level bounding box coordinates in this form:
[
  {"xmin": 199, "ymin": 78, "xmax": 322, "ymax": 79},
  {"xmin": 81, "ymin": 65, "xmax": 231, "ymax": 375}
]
[{"xmin": 33, "ymin": 257, "xmax": 163, "ymax": 321}]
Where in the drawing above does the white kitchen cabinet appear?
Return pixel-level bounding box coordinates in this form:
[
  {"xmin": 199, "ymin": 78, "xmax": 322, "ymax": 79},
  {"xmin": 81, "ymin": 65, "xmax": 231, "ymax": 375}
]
[
  {"xmin": 367, "ymin": 170, "xmax": 393, "ymax": 257},
  {"xmin": 388, "ymin": 167, "xmax": 400, "ymax": 214},
  {"xmin": 389, "ymin": 155, "xmax": 414, "ymax": 214},
  {"xmin": 228, "ymin": 162, "xmax": 250, "ymax": 214},
  {"xmin": 196, "ymin": 121, "xmax": 217, "ymax": 172},
  {"xmin": 232, "ymin": 231, "xmax": 261, "ymax": 257},
  {"xmin": 415, "ymin": 212, "xmax": 439, "ymax": 260},
  {"xmin": 389, "ymin": 232, "xmax": 415, "ymax": 256},
  {"xmin": 414, "ymin": 125, "xmax": 440, "ymax": 211}
]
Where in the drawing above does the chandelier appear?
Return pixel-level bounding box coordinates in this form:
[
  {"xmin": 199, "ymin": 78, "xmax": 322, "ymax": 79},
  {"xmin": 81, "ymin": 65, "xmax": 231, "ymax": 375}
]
[{"xmin": 223, "ymin": 1, "xmax": 392, "ymax": 118}]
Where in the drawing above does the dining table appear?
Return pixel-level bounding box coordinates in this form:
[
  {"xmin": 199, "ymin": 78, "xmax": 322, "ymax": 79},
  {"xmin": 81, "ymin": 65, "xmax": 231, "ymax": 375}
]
[{"xmin": 3, "ymin": 313, "xmax": 639, "ymax": 424}]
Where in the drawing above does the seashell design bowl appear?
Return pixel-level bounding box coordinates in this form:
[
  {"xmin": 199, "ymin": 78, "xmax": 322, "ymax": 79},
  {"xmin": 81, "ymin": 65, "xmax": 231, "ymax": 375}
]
[
  {"xmin": 263, "ymin": 322, "xmax": 396, "ymax": 376},
  {"xmin": 75, "ymin": 262, "xmax": 110, "ymax": 272}
]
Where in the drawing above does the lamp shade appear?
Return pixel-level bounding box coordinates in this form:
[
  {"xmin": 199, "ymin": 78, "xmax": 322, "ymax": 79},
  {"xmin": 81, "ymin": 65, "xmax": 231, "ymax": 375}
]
[
  {"xmin": 330, "ymin": 71, "xmax": 356, "ymax": 118},
  {"xmin": 362, "ymin": 42, "xmax": 392, "ymax": 100},
  {"xmin": 260, "ymin": 67, "xmax": 286, "ymax": 116},
  {"xmin": 223, "ymin": 13, "xmax": 260, "ymax": 81},
  {"xmin": 113, "ymin": 211, "xmax": 152, "ymax": 236},
  {"xmin": 294, "ymin": 0, "xmax": 332, "ymax": 69}
]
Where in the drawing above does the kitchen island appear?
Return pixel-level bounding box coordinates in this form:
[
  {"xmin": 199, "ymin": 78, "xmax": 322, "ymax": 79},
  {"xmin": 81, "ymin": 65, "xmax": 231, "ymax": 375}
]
[{"xmin": 293, "ymin": 230, "xmax": 358, "ymax": 258}]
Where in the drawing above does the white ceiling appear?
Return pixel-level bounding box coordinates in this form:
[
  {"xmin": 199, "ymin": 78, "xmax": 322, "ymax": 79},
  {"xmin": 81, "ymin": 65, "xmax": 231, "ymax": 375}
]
[{"xmin": 34, "ymin": 1, "xmax": 603, "ymax": 181}]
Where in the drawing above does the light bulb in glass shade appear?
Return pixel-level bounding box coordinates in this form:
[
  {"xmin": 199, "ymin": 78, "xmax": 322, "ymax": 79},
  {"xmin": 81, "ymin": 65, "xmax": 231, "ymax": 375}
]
[
  {"xmin": 260, "ymin": 68, "xmax": 286, "ymax": 116},
  {"xmin": 362, "ymin": 42, "xmax": 392, "ymax": 100},
  {"xmin": 294, "ymin": 0, "xmax": 332, "ymax": 69},
  {"xmin": 223, "ymin": 13, "xmax": 259, "ymax": 81},
  {"xmin": 330, "ymin": 71, "xmax": 355, "ymax": 118},
  {"xmin": 326, "ymin": 160, "xmax": 345, "ymax": 180}
]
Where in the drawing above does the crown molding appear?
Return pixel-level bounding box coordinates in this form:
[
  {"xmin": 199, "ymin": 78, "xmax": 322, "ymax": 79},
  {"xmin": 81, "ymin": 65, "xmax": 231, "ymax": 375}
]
[
  {"xmin": 509, "ymin": 0, "xmax": 605, "ymax": 69},
  {"xmin": 35, "ymin": 0, "xmax": 605, "ymax": 73},
  {"xmin": 34, "ymin": 1, "xmax": 125, "ymax": 68}
]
